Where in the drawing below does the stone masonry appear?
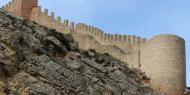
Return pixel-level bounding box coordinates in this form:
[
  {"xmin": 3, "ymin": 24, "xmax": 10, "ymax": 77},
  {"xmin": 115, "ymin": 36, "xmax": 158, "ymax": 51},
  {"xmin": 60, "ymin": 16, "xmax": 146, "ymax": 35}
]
[{"xmin": 1, "ymin": 0, "xmax": 186, "ymax": 95}]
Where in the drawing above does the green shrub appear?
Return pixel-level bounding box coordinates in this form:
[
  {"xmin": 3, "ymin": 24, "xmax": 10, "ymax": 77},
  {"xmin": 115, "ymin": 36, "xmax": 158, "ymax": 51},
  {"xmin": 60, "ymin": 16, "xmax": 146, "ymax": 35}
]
[
  {"xmin": 50, "ymin": 29, "xmax": 56, "ymax": 32},
  {"xmin": 95, "ymin": 57, "xmax": 105, "ymax": 64},
  {"xmin": 48, "ymin": 30, "xmax": 75, "ymax": 51},
  {"xmin": 89, "ymin": 49, "xmax": 96, "ymax": 53},
  {"xmin": 81, "ymin": 51, "xmax": 90, "ymax": 57}
]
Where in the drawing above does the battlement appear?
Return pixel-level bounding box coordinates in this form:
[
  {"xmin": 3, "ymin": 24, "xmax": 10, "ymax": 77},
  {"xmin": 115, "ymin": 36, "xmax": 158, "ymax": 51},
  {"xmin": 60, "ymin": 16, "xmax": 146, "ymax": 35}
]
[
  {"xmin": 1, "ymin": 0, "xmax": 186, "ymax": 95},
  {"xmin": 30, "ymin": 6, "xmax": 75, "ymax": 33},
  {"xmin": 2, "ymin": 1, "xmax": 14, "ymax": 13},
  {"xmin": 75, "ymin": 23, "xmax": 146, "ymax": 47}
]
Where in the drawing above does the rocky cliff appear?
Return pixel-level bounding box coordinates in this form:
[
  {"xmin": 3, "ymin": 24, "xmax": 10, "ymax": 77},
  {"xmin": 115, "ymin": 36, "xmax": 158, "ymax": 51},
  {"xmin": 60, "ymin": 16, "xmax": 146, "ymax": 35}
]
[
  {"xmin": 0, "ymin": 9, "xmax": 161, "ymax": 95},
  {"xmin": 184, "ymin": 87, "xmax": 190, "ymax": 95}
]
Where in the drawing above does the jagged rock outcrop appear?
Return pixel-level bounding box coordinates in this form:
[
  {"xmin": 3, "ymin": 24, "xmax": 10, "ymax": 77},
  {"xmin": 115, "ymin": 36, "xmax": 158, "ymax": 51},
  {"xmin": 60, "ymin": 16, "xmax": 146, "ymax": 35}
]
[
  {"xmin": 184, "ymin": 87, "xmax": 190, "ymax": 95},
  {"xmin": 0, "ymin": 9, "xmax": 161, "ymax": 95}
]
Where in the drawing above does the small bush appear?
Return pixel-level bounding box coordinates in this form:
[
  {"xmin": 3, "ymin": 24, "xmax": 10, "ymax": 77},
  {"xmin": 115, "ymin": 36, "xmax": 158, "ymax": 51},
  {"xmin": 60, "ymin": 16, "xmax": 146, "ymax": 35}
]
[
  {"xmin": 81, "ymin": 51, "xmax": 90, "ymax": 57},
  {"xmin": 50, "ymin": 29, "xmax": 56, "ymax": 32},
  {"xmin": 48, "ymin": 30, "xmax": 75, "ymax": 51},
  {"xmin": 89, "ymin": 49, "xmax": 96, "ymax": 53},
  {"xmin": 95, "ymin": 57, "xmax": 105, "ymax": 64},
  {"xmin": 32, "ymin": 21, "xmax": 37, "ymax": 24},
  {"xmin": 103, "ymin": 53, "xmax": 110, "ymax": 56}
]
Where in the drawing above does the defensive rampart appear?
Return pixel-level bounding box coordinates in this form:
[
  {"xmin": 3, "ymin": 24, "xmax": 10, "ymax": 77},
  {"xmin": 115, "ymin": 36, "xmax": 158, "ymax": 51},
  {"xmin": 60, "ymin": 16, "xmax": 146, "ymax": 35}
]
[
  {"xmin": 141, "ymin": 35, "xmax": 186, "ymax": 95},
  {"xmin": 1, "ymin": 0, "xmax": 186, "ymax": 95}
]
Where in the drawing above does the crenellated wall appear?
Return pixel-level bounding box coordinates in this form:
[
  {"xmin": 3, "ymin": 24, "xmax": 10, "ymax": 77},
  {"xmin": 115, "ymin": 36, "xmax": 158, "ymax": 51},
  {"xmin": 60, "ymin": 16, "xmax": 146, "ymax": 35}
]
[
  {"xmin": 1, "ymin": 0, "xmax": 186, "ymax": 95},
  {"xmin": 2, "ymin": 1, "xmax": 15, "ymax": 14},
  {"xmin": 74, "ymin": 23, "xmax": 147, "ymax": 69},
  {"xmin": 75, "ymin": 23, "xmax": 146, "ymax": 53},
  {"xmin": 30, "ymin": 6, "xmax": 74, "ymax": 34},
  {"xmin": 2, "ymin": 0, "xmax": 38, "ymax": 19}
]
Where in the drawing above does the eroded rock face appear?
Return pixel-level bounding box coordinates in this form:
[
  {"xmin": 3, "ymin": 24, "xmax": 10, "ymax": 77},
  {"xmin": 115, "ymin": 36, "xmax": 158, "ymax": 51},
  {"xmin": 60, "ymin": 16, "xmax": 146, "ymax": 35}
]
[
  {"xmin": 0, "ymin": 9, "xmax": 159, "ymax": 95},
  {"xmin": 184, "ymin": 87, "xmax": 190, "ymax": 95}
]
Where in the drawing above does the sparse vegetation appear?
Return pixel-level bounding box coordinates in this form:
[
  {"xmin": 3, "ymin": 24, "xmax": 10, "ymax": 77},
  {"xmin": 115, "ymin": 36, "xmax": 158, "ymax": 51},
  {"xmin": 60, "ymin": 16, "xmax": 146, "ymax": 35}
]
[
  {"xmin": 0, "ymin": 9, "xmax": 159, "ymax": 95},
  {"xmin": 50, "ymin": 28, "xmax": 56, "ymax": 32},
  {"xmin": 48, "ymin": 31, "xmax": 75, "ymax": 51}
]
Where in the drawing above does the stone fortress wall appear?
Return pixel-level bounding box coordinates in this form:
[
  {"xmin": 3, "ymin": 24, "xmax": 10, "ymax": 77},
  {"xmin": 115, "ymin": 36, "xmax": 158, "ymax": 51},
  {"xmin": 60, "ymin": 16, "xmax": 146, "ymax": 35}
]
[
  {"xmin": 141, "ymin": 35, "xmax": 186, "ymax": 95},
  {"xmin": 1, "ymin": 0, "xmax": 186, "ymax": 95}
]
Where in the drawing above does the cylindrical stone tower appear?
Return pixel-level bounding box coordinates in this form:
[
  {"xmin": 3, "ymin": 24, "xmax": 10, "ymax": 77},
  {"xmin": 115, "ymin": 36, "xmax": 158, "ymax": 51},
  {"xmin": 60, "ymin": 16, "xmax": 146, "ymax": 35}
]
[{"xmin": 140, "ymin": 34, "xmax": 186, "ymax": 95}]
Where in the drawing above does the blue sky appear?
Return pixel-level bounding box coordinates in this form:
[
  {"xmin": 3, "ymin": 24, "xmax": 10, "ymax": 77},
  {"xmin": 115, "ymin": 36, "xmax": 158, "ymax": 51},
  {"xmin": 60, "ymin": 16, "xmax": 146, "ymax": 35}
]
[{"xmin": 0, "ymin": 0, "xmax": 190, "ymax": 87}]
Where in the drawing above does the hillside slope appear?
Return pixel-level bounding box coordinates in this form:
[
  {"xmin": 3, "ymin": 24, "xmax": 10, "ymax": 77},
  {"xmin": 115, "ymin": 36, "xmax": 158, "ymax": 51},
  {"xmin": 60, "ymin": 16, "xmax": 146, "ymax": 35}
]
[
  {"xmin": 184, "ymin": 87, "xmax": 190, "ymax": 95},
  {"xmin": 0, "ymin": 9, "xmax": 160, "ymax": 95}
]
